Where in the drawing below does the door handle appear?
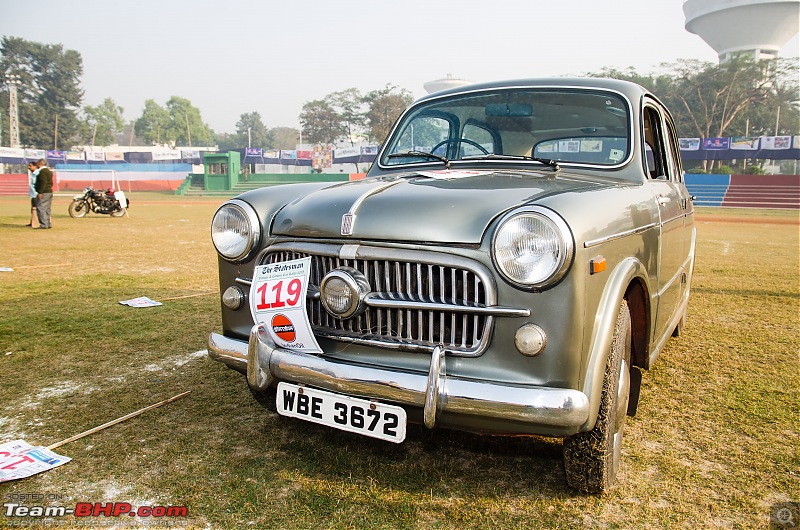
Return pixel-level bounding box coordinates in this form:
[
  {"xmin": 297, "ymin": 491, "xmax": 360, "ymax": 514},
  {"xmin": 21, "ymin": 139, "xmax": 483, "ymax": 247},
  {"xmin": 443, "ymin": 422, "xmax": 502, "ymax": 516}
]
[{"xmin": 657, "ymin": 196, "xmax": 671, "ymax": 206}]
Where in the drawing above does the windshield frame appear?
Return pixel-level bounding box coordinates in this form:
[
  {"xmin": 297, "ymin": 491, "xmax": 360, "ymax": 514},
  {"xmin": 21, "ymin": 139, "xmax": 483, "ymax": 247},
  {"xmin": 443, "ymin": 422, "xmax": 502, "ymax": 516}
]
[{"xmin": 376, "ymin": 84, "xmax": 635, "ymax": 172}]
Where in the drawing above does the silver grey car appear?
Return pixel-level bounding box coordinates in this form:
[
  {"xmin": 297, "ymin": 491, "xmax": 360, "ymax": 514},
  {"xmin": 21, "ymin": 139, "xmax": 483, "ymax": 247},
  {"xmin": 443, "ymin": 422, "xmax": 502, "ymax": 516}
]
[{"xmin": 208, "ymin": 78, "xmax": 695, "ymax": 493}]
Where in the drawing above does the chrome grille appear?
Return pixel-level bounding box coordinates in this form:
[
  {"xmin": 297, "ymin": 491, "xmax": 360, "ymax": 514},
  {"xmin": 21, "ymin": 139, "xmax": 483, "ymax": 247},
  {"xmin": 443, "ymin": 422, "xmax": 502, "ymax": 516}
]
[{"xmin": 261, "ymin": 247, "xmax": 492, "ymax": 355}]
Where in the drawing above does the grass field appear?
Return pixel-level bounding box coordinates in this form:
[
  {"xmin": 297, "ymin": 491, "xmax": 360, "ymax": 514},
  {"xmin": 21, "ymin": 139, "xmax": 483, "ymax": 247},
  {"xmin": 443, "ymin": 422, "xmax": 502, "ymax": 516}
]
[{"xmin": 0, "ymin": 193, "xmax": 798, "ymax": 529}]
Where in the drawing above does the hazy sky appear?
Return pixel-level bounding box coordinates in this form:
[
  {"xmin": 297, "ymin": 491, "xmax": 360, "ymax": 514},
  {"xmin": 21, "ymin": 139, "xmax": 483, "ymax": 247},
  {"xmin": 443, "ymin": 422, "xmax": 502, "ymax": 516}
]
[{"xmin": 1, "ymin": 0, "xmax": 798, "ymax": 134}]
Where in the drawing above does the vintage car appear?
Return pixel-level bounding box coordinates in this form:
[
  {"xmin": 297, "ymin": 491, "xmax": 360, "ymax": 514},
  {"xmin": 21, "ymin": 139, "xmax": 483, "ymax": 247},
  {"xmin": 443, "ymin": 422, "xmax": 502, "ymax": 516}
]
[{"xmin": 208, "ymin": 78, "xmax": 695, "ymax": 493}]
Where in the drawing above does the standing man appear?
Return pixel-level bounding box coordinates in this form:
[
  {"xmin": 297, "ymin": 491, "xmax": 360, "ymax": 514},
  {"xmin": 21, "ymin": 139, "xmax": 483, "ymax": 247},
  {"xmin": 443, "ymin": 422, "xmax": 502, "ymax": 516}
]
[
  {"xmin": 27, "ymin": 161, "xmax": 40, "ymax": 227},
  {"xmin": 33, "ymin": 158, "xmax": 53, "ymax": 229}
]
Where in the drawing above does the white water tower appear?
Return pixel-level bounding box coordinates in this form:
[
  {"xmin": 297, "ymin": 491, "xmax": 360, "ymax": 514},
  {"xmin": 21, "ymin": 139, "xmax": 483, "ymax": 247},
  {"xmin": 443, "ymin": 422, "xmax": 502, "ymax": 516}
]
[
  {"xmin": 684, "ymin": 0, "xmax": 800, "ymax": 62},
  {"xmin": 423, "ymin": 74, "xmax": 473, "ymax": 94}
]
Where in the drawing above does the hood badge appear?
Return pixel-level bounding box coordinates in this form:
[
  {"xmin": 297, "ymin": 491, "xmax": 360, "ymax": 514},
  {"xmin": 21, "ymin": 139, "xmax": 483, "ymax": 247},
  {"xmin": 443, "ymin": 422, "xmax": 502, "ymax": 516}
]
[
  {"xmin": 340, "ymin": 180, "xmax": 401, "ymax": 236},
  {"xmin": 341, "ymin": 213, "xmax": 356, "ymax": 236}
]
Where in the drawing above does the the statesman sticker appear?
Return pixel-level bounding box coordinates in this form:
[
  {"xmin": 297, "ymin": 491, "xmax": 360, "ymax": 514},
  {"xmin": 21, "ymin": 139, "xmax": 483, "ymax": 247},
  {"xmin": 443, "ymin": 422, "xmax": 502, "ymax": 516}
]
[{"xmin": 249, "ymin": 257, "xmax": 322, "ymax": 353}]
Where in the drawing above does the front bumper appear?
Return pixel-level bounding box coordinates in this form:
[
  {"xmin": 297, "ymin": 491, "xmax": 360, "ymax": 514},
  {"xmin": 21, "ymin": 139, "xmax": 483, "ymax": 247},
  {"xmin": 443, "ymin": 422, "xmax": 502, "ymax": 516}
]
[{"xmin": 208, "ymin": 326, "xmax": 590, "ymax": 435}]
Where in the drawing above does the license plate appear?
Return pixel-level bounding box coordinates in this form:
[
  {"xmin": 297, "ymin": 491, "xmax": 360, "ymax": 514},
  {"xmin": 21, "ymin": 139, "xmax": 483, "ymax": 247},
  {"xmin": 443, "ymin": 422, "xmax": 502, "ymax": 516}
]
[{"xmin": 276, "ymin": 382, "xmax": 407, "ymax": 443}]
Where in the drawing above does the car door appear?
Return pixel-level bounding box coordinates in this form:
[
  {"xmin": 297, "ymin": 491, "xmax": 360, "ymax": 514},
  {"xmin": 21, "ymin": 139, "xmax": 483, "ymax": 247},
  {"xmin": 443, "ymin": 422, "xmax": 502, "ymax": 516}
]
[{"xmin": 642, "ymin": 102, "xmax": 685, "ymax": 341}]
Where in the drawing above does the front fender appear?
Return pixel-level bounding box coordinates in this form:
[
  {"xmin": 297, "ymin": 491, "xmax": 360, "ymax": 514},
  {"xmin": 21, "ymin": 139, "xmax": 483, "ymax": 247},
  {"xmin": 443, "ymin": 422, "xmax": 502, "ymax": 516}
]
[{"xmin": 580, "ymin": 257, "xmax": 649, "ymax": 430}]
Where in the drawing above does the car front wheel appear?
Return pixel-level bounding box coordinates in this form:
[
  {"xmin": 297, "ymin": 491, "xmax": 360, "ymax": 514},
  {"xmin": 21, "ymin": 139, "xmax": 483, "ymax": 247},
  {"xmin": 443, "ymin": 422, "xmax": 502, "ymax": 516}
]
[{"xmin": 563, "ymin": 300, "xmax": 632, "ymax": 493}]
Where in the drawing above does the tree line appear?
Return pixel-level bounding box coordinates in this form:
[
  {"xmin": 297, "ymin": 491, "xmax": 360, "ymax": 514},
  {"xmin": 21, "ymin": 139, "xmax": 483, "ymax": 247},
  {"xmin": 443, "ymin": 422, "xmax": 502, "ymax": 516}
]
[{"xmin": 0, "ymin": 35, "xmax": 797, "ymax": 160}]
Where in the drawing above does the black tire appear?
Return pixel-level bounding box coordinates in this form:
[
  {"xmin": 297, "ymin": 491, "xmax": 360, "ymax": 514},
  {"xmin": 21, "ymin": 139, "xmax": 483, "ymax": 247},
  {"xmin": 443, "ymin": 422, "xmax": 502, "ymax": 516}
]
[
  {"xmin": 68, "ymin": 199, "xmax": 88, "ymax": 218},
  {"xmin": 110, "ymin": 207, "xmax": 126, "ymax": 218},
  {"xmin": 563, "ymin": 300, "xmax": 632, "ymax": 493}
]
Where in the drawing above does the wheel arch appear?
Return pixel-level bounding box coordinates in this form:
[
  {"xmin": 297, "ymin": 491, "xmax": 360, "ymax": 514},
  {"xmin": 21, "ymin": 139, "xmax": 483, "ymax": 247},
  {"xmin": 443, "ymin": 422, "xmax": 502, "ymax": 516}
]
[{"xmin": 580, "ymin": 257, "xmax": 651, "ymax": 430}]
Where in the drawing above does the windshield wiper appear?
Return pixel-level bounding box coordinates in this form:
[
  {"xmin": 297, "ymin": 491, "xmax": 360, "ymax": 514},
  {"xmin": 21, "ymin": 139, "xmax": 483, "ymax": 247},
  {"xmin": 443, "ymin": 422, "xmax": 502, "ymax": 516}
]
[
  {"xmin": 387, "ymin": 150, "xmax": 450, "ymax": 169},
  {"xmin": 462, "ymin": 153, "xmax": 560, "ymax": 171}
]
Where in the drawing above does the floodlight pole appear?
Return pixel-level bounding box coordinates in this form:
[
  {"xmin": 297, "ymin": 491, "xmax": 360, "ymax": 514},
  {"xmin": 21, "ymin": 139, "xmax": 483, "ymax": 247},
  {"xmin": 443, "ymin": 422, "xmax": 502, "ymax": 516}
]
[{"xmin": 6, "ymin": 73, "xmax": 21, "ymax": 148}]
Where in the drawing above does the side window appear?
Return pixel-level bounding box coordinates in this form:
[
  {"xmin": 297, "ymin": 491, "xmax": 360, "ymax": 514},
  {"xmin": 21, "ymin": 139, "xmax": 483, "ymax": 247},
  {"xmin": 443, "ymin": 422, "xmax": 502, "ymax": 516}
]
[
  {"xmin": 642, "ymin": 106, "xmax": 669, "ymax": 180},
  {"xmin": 663, "ymin": 118, "xmax": 683, "ymax": 183},
  {"xmin": 462, "ymin": 123, "xmax": 496, "ymax": 156}
]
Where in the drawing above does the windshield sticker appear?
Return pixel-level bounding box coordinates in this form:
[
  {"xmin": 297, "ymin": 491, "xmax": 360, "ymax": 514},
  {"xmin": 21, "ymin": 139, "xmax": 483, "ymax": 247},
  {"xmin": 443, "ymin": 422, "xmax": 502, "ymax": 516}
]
[
  {"xmin": 609, "ymin": 149, "xmax": 624, "ymax": 162},
  {"xmin": 580, "ymin": 140, "xmax": 603, "ymax": 153},
  {"xmin": 415, "ymin": 170, "xmax": 491, "ymax": 180},
  {"xmin": 558, "ymin": 140, "xmax": 581, "ymax": 153}
]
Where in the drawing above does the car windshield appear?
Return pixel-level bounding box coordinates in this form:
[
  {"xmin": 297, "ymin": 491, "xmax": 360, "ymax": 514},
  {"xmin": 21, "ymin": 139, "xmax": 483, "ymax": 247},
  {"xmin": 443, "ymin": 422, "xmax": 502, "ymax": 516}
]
[{"xmin": 381, "ymin": 88, "xmax": 631, "ymax": 169}]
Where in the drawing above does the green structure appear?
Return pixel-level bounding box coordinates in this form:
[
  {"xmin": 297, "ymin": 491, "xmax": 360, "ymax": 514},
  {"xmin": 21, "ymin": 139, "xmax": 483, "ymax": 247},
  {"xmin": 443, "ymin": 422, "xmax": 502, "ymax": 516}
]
[
  {"xmin": 203, "ymin": 151, "xmax": 240, "ymax": 191},
  {"xmin": 175, "ymin": 151, "xmax": 351, "ymax": 196}
]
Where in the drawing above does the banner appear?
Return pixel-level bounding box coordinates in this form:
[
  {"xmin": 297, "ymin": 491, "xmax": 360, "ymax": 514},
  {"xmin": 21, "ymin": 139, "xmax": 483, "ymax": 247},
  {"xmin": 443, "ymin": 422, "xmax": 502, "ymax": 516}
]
[
  {"xmin": 679, "ymin": 138, "xmax": 700, "ymax": 151},
  {"xmin": 703, "ymin": 138, "xmax": 729, "ymax": 150},
  {"xmin": 46, "ymin": 150, "xmax": 66, "ymax": 161},
  {"xmin": 66, "ymin": 150, "xmax": 86, "ymax": 161},
  {"xmin": 334, "ymin": 147, "xmax": 360, "ymax": 159},
  {"xmin": 151, "ymin": 150, "xmax": 181, "ymax": 161},
  {"xmin": 730, "ymin": 137, "xmax": 760, "ymax": 150},
  {"xmin": 181, "ymin": 150, "xmax": 200, "ymax": 160},
  {"xmin": 313, "ymin": 144, "xmax": 333, "ymax": 170},
  {"xmin": 25, "ymin": 148, "xmax": 46, "ymax": 160},
  {"xmin": 264, "ymin": 150, "xmax": 280, "ymax": 159},
  {"xmin": 297, "ymin": 150, "xmax": 312, "ymax": 160},
  {"xmin": 86, "ymin": 151, "xmax": 105, "ymax": 162},
  {"xmin": 761, "ymin": 136, "xmax": 791, "ymax": 150},
  {"xmin": 106, "ymin": 152, "xmax": 125, "ymax": 162},
  {"xmin": 245, "ymin": 147, "xmax": 263, "ymax": 157},
  {"xmin": 361, "ymin": 146, "xmax": 378, "ymax": 155},
  {"xmin": 0, "ymin": 147, "xmax": 25, "ymax": 159},
  {"xmin": 280, "ymin": 150, "xmax": 297, "ymax": 160}
]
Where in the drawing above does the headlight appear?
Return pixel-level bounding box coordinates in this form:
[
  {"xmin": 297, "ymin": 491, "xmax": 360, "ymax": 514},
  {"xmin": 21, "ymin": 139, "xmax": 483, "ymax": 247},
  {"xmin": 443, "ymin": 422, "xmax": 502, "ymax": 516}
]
[
  {"xmin": 492, "ymin": 207, "xmax": 573, "ymax": 289},
  {"xmin": 211, "ymin": 199, "xmax": 261, "ymax": 262}
]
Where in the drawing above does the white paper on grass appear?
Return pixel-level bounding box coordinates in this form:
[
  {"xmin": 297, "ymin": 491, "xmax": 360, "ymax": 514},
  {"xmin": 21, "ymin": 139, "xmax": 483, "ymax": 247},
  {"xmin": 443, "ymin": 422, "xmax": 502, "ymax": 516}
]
[
  {"xmin": 0, "ymin": 439, "xmax": 71, "ymax": 482},
  {"xmin": 119, "ymin": 296, "xmax": 162, "ymax": 307}
]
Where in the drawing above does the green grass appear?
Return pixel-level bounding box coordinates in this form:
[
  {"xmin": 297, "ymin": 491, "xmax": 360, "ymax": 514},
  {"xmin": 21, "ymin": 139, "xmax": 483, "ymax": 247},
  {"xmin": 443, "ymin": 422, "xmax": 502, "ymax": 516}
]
[{"xmin": 0, "ymin": 197, "xmax": 798, "ymax": 529}]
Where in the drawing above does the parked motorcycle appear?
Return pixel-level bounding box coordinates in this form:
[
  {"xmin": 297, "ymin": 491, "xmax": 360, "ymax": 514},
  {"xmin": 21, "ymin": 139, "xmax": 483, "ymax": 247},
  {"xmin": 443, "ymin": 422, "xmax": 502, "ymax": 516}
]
[{"xmin": 68, "ymin": 187, "xmax": 129, "ymax": 218}]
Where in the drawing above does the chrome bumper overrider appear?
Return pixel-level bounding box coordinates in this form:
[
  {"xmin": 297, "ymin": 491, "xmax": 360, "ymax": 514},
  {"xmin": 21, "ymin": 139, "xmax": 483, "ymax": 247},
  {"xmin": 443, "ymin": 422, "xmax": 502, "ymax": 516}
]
[{"xmin": 208, "ymin": 326, "xmax": 589, "ymax": 431}]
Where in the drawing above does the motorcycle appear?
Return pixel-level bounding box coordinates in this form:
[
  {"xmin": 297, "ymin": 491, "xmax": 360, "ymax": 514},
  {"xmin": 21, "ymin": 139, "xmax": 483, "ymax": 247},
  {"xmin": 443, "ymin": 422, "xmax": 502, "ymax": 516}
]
[{"xmin": 68, "ymin": 187, "xmax": 129, "ymax": 218}]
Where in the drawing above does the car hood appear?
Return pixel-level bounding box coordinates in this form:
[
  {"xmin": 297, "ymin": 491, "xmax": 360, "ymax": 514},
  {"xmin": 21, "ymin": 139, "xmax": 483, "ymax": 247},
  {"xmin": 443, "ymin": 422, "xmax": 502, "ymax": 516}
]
[{"xmin": 270, "ymin": 169, "xmax": 608, "ymax": 244}]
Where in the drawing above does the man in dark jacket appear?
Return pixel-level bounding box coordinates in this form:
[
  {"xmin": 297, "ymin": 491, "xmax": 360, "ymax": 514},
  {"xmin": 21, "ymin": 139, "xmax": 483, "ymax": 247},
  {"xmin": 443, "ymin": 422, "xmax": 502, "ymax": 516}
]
[{"xmin": 34, "ymin": 159, "xmax": 53, "ymax": 229}]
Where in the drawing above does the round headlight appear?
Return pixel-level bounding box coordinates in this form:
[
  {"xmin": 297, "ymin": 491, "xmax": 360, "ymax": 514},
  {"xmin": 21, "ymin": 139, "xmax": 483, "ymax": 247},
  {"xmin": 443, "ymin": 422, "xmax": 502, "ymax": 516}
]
[
  {"xmin": 211, "ymin": 200, "xmax": 261, "ymax": 262},
  {"xmin": 492, "ymin": 208, "xmax": 573, "ymax": 289},
  {"xmin": 320, "ymin": 267, "xmax": 370, "ymax": 319}
]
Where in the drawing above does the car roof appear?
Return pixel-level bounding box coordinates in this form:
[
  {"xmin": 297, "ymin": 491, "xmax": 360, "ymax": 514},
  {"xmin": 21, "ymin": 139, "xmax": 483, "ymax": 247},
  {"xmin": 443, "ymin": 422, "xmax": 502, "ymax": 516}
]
[{"xmin": 414, "ymin": 77, "xmax": 650, "ymax": 104}]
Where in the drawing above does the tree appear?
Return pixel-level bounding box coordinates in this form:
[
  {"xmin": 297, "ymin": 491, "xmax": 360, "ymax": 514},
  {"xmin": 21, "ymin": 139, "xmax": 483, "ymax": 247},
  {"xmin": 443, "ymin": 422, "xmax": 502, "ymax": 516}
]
[
  {"xmin": 83, "ymin": 98, "xmax": 124, "ymax": 146},
  {"xmin": 0, "ymin": 36, "xmax": 84, "ymax": 149},
  {"xmin": 327, "ymin": 88, "xmax": 365, "ymax": 145},
  {"xmin": 299, "ymin": 99, "xmax": 343, "ymax": 144},
  {"xmin": 164, "ymin": 96, "xmax": 213, "ymax": 147},
  {"xmin": 134, "ymin": 96, "xmax": 213, "ymax": 147},
  {"xmin": 270, "ymin": 127, "xmax": 301, "ymax": 150},
  {"xmin": 236, "ymin": 111, "xmax": 271, "ymax": 147},
  {"xmin": 363, "ymin": 85, "xmax": 413, "ymax": 144},
  {"xmin": 588, "ymin": 57, "xmax": 799, "ymax": 141},
  {"xmin": 134, "ymin": 99, "xmax": 170, "ymax": 145}
]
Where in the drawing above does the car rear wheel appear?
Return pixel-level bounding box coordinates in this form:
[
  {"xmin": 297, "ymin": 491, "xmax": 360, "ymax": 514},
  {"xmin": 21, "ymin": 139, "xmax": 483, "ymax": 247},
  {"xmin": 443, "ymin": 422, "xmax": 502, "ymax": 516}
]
[{"xmin": 563, "ymin": 300, "xmax": 631, "ymax": 493}]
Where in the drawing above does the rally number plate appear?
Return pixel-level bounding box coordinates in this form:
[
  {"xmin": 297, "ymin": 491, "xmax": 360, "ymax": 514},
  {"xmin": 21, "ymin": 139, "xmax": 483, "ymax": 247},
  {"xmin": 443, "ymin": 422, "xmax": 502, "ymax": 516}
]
[{"xmin": 276, "ymin": 382, "xmax": 407, "ymax": 443}]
